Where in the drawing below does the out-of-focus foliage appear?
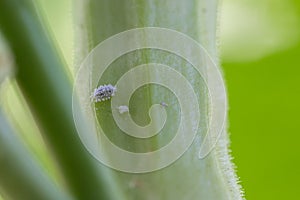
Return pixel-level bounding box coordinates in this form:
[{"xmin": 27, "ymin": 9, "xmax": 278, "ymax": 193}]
[
  {"xmin": 220, "ymin": 0, "xmax": 300, "ymax": 200},
  {"xmin": 220, "ymin": 0, "xmax": 300, "ymax": 62}
]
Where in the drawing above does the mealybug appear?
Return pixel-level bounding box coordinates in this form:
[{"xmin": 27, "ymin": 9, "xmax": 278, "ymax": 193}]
[
  {"xmin": 91, "ymin": 84, "xmax": 116, "ymax": 102},
  {"xmin": 118, "ymin": 105, "xmax": 129, "ymax": 114},
  {"xmin": 160, "ymin": 102, "xmax": 168, "ymax": 107}
]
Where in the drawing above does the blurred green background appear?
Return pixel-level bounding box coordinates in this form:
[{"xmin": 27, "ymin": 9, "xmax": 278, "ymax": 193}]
[
  {"xmin": 1, "ymin": 0, "xmax": 300, "ymax": 199},
  {"xmin": 220, "ymin": 0, "xmax": 300, "ymax": 199}
]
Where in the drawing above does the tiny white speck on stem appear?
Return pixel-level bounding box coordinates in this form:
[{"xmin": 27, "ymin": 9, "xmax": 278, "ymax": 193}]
[
  {"xmin": 160, "ymin": 102, "xmax": 168, "ymax": 107},
  {"xmin": 118, "ymin": 105, "xmax": 129, "ymax": 114}
]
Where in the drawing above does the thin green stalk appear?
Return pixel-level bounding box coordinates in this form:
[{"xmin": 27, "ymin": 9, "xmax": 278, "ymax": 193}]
[
  {"xmin": 0, "ymin": 0, "xmax": 118, "ymax": 199},
  {"xmin": 0, "ymin": 108, "xmax": 72, "ymax": 200},
  {"xmin": 74, "ymin": 0, "xmax": 243, "ymax": 199}
]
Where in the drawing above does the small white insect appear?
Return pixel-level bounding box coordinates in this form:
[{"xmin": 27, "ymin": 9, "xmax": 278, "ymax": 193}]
[
  {"xmin": 160, "ymin": 102, "xmax": 168, "ymax": 107},
  {"xmin": 91, "ymin": 84, "xmax": 116, "ymax": 102},
  {"xmin": 118, "ymin": 105, "xmax": 129, "ymax": 114}
]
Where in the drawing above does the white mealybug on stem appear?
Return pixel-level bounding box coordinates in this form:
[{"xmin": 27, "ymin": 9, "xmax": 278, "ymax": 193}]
[
  {"xmin": 118, "ymin": 105, "xmax": 129, "ymax": 114},
  {"xmin": 160, "ymin": 102, "xmax": 168, "ymax": 107},
  {"xmin": 91, "ymin": 84, "xmax": 116, "ymax": 102}
]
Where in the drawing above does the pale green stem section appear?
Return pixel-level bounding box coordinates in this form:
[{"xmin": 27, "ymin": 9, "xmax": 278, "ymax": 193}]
[
  {"xmin": 0, "ymin": 33, "xmax": 13, "ymax": 84},
  {"xmin": 0, "ymin": 0, "xmax": 120, "ymax": 199},
  {"xmin": 1, "ymin": 80, "xmax": 66, "ymax": 188},
  {"xmin": 74, "ymin": 0, "xmax": 244, "ymax": 199},
  {"xmin": 0, "ymin": 108, "xmax": 73, "ymax": 200}
]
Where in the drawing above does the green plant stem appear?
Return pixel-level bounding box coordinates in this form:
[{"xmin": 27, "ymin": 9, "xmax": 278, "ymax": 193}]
[
  {"xmin": 74, "ymin": 0, "xmax": 243, "ymax": 199},
  {"xmin": 0, "ymin": 108, "xmax": 72, "ymax": 200},
  {"xmin": 0, "ymin": 1, "xmax": 118, "ymax": 199}
]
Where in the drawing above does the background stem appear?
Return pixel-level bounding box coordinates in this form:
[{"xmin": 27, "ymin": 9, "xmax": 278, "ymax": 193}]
[
  {"xmin": 0, "ymin": 0, "xmax": 118, "ymax": 199},
  {"xmin": 0, "ymin": 108, "xmax": 72, "ymax": 200}
]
